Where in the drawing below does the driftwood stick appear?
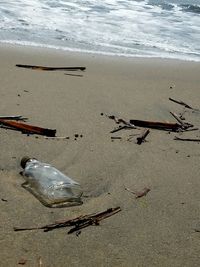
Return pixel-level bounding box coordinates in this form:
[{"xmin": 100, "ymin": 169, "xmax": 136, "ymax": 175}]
[
  {"xmin": 111, "ymin": 136, "xmax": 122, "ymax": 140},
  {"xmin": 0, "ymin": 119, "xmax": 56, "ymax": 137},
  {"xmin": 14, "ymin": 207, "xmax": 121, "ymax": 234},
  {"xmin": 110, "ymin": 125, "xmax": 135, "ymax": 134},
  {"xmin": 169, "ymin": 97, "xmax": 193, "ymax": 109},
  {"xmin": 174, "ymin": 136, "xmax": 200, "ymax": 142},
  {"xmin": 130, "ymin": 119, "xmax": 180, "ymax": 131},
  {"xmin": 184, "ymin": 128, "xmax": 199, "ymax": 132},
  {"xmin": 16, "ymin": 64, "xmax": 86, "ymax": 71},
  {"xmin": 0, "ymin": 115, "xmax": 27, "ymax": 121},
  {"xmin": 169, "ymin": 111, "xmax": 193, "ymax": 130},
  {"xmin": 137, "ymin": 129, "xmax": 150, "ymax": 144},
  {"xmin": 170, "ymin": 111, "xmax": 184, "ymax": 125}
]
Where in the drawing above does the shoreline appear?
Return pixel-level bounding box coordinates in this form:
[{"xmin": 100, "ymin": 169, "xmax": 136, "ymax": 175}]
[
  {"xmin": 1, "ymin": 42, "xmax": 200, "ymax": 64},
  {"xmin": 0, "ymin": 43, "xmax": 200, "ymax": 267}
]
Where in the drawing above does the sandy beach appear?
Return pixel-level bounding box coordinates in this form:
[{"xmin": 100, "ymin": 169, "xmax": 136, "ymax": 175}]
[{"xmin": 0, "ymin": 44, "xmax": 200, "ymax": 267}]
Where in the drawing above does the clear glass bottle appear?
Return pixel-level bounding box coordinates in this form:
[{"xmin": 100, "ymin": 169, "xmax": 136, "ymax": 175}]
[{"xmin": 20, "ymin": 157, "xmax": 83, "ymax": 208}]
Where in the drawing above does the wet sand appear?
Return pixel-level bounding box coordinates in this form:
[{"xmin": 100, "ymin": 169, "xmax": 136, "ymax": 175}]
[{"xmin": 0, "ymin": 44, "xmax": 200, "ymax": 267}]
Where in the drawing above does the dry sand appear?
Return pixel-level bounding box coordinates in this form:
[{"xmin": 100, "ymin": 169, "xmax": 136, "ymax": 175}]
[{"xmin": 0, "ymin": 44, "xmax": 200, "ymax": 267}]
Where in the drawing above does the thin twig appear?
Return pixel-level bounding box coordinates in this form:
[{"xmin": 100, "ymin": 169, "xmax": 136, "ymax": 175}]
[
  {"xmin": 169, "ymin": 97, "xmax": 193, "ymax": 109},
  {"xmin": 174, "ymin": 136, "xmax": 200, "ymax": 142}
]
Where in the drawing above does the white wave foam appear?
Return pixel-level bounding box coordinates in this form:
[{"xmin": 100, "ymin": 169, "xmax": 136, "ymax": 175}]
[{"xmin": 0, "ymin": 0, "xmax": 199, "ymax": 61}]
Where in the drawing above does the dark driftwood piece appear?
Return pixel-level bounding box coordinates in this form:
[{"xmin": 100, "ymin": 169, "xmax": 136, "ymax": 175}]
[
  {"xmin": 137, "ymin": 129, "xmax": 150, "ymax": 144},
  {"xmin": 169, "ymin": 97, "xmax": 193, "ymax": 109},
  {"xmin": 174, "ymin": 136, "xmax": 200, "ymax": 142},
  {"xmin": 130, "ymin": 119, "xmax": 180, "ymax": 131},
  {"xmin": 16, "ymin": 64, "xmax": 86, "ymax": 71},
  {"xmin": 0, "ymin": 119, "xmax": 56, "ymax": 137},
  {"xmin": 14, "ymin": 207, "xmax": 121, "ymax": 234}
]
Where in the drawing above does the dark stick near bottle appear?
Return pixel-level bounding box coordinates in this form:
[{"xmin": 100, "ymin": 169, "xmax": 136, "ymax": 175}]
[{"xmin": 14, "ymin": 207, "xmax": 121, "ymax": 234}]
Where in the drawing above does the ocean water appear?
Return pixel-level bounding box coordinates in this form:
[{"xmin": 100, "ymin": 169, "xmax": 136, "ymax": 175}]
[{"xmin": 0, "ymin": 0, "xmax": 200, "ymax": 61}]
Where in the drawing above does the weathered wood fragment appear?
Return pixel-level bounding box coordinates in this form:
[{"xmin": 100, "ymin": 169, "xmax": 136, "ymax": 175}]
[
  {"xmin": 137, "ymin": 129, "xmax": 150, "ymax": 144},
  {"xmin": 16, "ymin": 64, "xmax": 86, "ymax": 71},
  {"xmin": 0, "ymin": 119, "xmax": 56, "ymax": 137},
  {"xmin": 130, "ymin": 119, "xmax": 180, "ymax": 131}
]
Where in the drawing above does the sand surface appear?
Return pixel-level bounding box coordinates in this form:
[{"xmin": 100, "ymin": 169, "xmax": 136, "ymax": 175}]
[{"xmin": 0, "ymin": 44, "xmax": 200, "ymax": 267}]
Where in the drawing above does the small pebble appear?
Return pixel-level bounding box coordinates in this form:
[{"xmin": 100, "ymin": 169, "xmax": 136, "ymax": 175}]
[
  {"xmin": 100, "ymin": 113, "xmax": 104, "ymax": 116},
  {"xmin": 74, "ymin": 134, "xmax": 79, "ymax": 138}
]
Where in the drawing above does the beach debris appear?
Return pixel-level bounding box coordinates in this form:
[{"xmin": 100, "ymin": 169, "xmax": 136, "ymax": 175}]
[
  {"xmin": 129, "ymin": 119, "xmax": 181, "ymax": 131},
  {"xmin": 65, "ymin": 73, "xmax": 83, "ymax": 77},
  {"xmin": 16, "ymin": 64, "xmax": 86, "ymax": 71},
  {"xmin": 124, "ymin": 186, "xmax": 150, "ymax": 199},
  {"xmin": 20, "ymin": 157, "xmax": 82, "ymax": 208},
  {"xmin": 103, "ymin": 114, "xmax": 136, "ymax": 133},
  {"xmin": 1, "ymin": 198, "xmax": 8, "ymax": 202},
  {"xmin": 137, "ymin": 129, "xmax": 150, "ymax": 144},
  {"xmin": 184, "ymin": 128, "xmax": 199, "ymax": 132},
  {"xmin": 44, "ymin": 136, "xmax": 69, "ymax": 140},
  {"xmin": 18, "ymin": 258, "xmax": 27, "ymax": 265},
  {"xmin": 194, "ymin": 222, "xmax": 200, "ymax": 233},
  {"xmin": 14, "ymin": 207, "xmax": 121, "ymax": 234},
  {"xmin": 111, "ymin": 136, "xmax": 122, "ymax": 140},
  {"xmin": 0, "ymin": 119, "xmax": 56, "ymax": 137},
  {"xmin": 169, "ymin": 111, "xmax": 193, "ymax": 130},
  {"xmin": 0, "ymin": 115, "xmax": 27, "ymax": 121},
  {"xmin": 169, "ymin": 97, "xmax": 199, "ymax": 111},
  {"xmin": 174, "ymin": 136, "xmax": 200, "ymax": 142}
]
